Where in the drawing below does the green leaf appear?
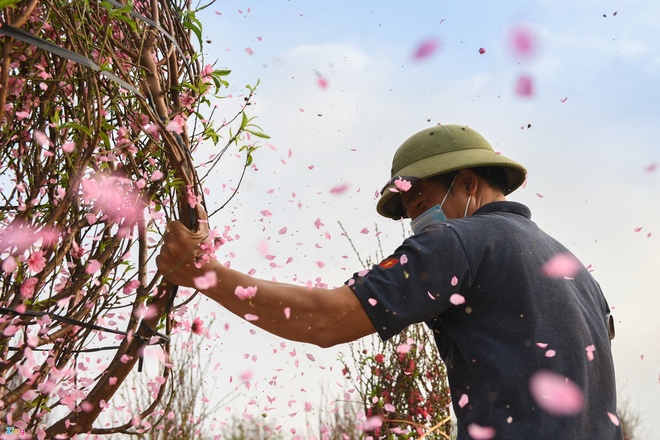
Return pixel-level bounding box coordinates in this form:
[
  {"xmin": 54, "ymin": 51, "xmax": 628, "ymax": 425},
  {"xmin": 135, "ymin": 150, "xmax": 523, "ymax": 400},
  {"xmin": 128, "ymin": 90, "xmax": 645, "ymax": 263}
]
[
  {"xmin": 245, "ymin": 129, "xmax": 270, "ymax": 139},
  {"xmin": 0, "ymin": 0, "xmax": 21, "ymax": 8}
]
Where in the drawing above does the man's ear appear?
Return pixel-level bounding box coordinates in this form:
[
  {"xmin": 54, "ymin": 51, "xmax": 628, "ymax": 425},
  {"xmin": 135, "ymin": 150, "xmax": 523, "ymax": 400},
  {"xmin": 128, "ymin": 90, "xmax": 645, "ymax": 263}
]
[{"xmin": 458, "ymin": 169, "xmax": 478, "ymax": 196}]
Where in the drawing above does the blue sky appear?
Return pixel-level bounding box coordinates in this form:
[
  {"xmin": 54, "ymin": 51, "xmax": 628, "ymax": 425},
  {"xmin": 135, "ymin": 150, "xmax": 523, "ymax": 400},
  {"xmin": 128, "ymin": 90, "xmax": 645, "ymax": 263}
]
[{"xmin": 175, "ymin": 0, "xmax": 660, "ymax": 436}]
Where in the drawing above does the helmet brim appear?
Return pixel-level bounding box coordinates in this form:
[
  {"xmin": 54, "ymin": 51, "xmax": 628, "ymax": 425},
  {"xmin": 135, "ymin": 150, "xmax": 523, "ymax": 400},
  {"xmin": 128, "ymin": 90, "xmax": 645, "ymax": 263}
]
[{"xmin": 376, "ymin": 148, "xmax": 527, "ymax": 219}]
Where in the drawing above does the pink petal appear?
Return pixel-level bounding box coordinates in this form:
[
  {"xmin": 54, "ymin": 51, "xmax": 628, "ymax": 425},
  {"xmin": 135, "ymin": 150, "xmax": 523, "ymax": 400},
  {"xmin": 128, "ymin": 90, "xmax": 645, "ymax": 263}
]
[
  {"xmin": 85, "ymin": 259, "xmax": 101, "ymax": 274},
  {"xmin": 245, "ymin": 47, "xmax": 254, "ymax": 55},
  {"xmin": 542, "ymin": 253, "xmax": 581, "ymax": 278},
  {"xmin": 479, "ymin": 47, "xmax": 486, "ymax": 54},
  {"xmin": 545, "ymin": 350, "xmax": 556, "ymax": 357},
  {"xmin": 515, "ymin": 74, "xmax": 534, "ymax": 97},
  {"xmin": 467, "ymin": 424, "xmax": 496, "ymax": 440},
  {"xmin": 450, "ymin": 293, "xmax": 465, "ymax": 305},
  {"xmin": 529, "ymin": 370, "xmax": 585, "ymax": 416},
  {"xmin": 193, "ymin": 270, "xmax": 218, "ymax": 290},
  {"xmin": 400, "ymin": 254, "xmax": 408, "ymax": 264},
  {"xmin": 244, "ymin": 313, "xmax": 259, "ymax": 321},
  {"xmin": 451, "ymin": 276, "xmax": 458, "ymax": 286},
  {"xmin": 412, "ymin": 38, "xmax": 440, "ymax": 60},
  {"xmin": 360, "ymin": 228, "xmax": 369, "ymax": 234},
  {"xmin": 368, "ymin": 298, "xmax": 378, "ymax": 306},
  {"xmin": 607, "ymin": 411, "xmax": 620, "ymax": 426},
  {"xmin": 509, "ymin": 25, "xmax": 537, "ymax": 58},
  {"xmin": 284, "ymin": 307, "xmax": 291, "ymax": 319},
  {"xmin": 458, "ymin": 393, "xmax": 469, "ymax": 408},
  {"xmin": 330, "ymin": 183, "xmax": 350, "ymax": 194}
]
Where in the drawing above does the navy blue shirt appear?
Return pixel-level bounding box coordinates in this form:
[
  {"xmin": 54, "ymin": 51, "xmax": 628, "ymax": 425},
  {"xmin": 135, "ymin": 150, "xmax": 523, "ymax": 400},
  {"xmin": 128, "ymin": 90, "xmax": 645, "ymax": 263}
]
[{"xmin": 347, "ymin": 201, "xmax": 622, "ymax": 440}]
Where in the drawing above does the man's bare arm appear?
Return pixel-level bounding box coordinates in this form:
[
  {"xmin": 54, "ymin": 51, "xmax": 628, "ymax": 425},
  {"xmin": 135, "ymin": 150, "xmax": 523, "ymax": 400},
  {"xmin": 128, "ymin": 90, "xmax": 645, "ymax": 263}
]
[{"xmin": 156, "ymin": 221, "xmax": 376, "ymax": 347}]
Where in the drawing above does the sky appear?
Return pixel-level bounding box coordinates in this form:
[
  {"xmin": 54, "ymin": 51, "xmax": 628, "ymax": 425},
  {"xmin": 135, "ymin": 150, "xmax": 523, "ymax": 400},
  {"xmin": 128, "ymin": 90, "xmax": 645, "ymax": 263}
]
[{"xmin": 160, "ymin": 0, "xmax": 660, "ymax": 437}]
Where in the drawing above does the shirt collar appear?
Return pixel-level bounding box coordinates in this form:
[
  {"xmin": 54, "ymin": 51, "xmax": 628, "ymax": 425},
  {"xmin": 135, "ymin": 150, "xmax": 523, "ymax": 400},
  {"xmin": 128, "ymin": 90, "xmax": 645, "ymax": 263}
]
[{"xmin": 473, "ymin": 201, "xmax": 531, "ymax": 219}]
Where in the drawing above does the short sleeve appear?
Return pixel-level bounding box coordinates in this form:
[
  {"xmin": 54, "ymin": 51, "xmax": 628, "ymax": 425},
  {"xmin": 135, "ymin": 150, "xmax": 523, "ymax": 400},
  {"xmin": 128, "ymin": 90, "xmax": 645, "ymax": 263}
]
[{"xmin": 345, "ymin": 224, "xmax": 473, "ymax": 340}]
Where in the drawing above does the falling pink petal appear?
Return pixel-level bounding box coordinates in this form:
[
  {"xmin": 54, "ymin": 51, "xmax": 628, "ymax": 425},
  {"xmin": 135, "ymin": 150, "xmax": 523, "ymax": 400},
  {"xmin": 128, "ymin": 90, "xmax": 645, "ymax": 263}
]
[
  {"xmin": 509, "ymin": 25, "xmax": 537, "ymax": 58},
  {"xmin": 458, "ymin": 393, "xmax": 469, "ymax": 408},
  {"xmin": 644, "ymin": 162, "xmax": 657, "ymax": 173},
  {"xmin": 244, "ymin": 313, "xmax": 259, "ymax": 321},
  {"xmin": 450, "ymin": 293, "xmax": 465, "ymax": 305},
  {"xmin": 451, "ymin": 276, "xmax": 458, "ymax": 286},
  {"xmin": 542, "ymin": 253, "xmax": 581, "ymax": 278},
  {"xmin": 515, "ymin": 74, "xmax": 534, "ymax": 97},
  {"xmin": 585, "ymin": 345, "xmax": 596, "ymax": 361},
  {"xmin": 607, "ymin": 411, "xmax": 620, "ymax": 426},
  {"xmin": 384, "ymin": 403, "xmax": 396, "ymax": 412},
  {"xmin": 545, "ymin": 350, "xmax": 556, "ymax": 358},
  {"xmin": 306, "ymin": 353, "xmax": 316, "ymax": 362},
  {"xmin": 360, "ymin": 228, "xmax": 369, "ymax": 234},
  {"xmin": 536, "ymin": 342, "xmax": 548, "ymax": 348},
  {"xmin": 529, "ymin": 370, "xmax": 585, "ymax": 416},
  {"xmin": 34, "ymin": 130, "xmax": 49, "ymax": 146},
  {"xmin": 479, "ymin": 47, "xmax": 486, "ymax": 54},
  {"xmin": 193, "ymin": 270, "xmax": 218, "ymax": 290},
  {"xmin": 412, "ymin": 38, "xmax": 440, "ymax": 60},
  {"xmin": 400, "ymin": 254, "xmax": 408, "ymax": 264},
  {"xmin": 561, "ymin": 97, "xmax": 569, "ymax": 103},
  {"xmin": 317, "ymin": 75, "xmax": 329, "ymax": 89},
  {"xmin": 278, "ymin": 227, "xmax": 287, "ymax": 235},
  {"xmin": 361, "ymin": 415, "xmax": 383, "ymax": 431},
  {"xmin": 368, "ymin": 298, "xmax": 378, "ymax": 306},
  {"xmin": 284, "ymin": 307, "xmax": 291, "ymax": 319},
  {"xmin": 467, "ymin": 424, "xmax": 496, "ymax": 440},
  {"xmin": 245, "ymin": 47, "xmax": 254, "ymax": 55},
  {"xmin": 314, "ymin": 218, "xmax": 324, "ymax": 229},
  {"xmin": 393, "ymin": 177, "xmax": 412, "ymax": 192},
  {"xmin": 330, "ymin": 183, "xmax": 350, "ymax": 194},
  {"xmin": 235, "ymin": 285, "xmax": 257, "ymax": 300},
  {"xmin": 634, "ymin": 227, "xmax": 643, "ymax": 232}
]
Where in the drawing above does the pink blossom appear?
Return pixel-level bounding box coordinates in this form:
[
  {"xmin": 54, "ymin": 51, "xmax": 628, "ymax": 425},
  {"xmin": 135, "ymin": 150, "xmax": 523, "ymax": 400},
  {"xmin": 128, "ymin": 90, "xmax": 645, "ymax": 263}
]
[
  {"xmin": 85, "ymin": 259, "xmax": 101, "ymax": 274},
  {"xmin": 529, "ymin": 370, "xmax": 585, "ymax": 416},
  {"xmin": 191, "ymin": 317, "xmax": 204, "ymax": 335},
  {"xmin": 165, "ymin": 114, "xmax": 186, "ymax": 134},
  {"xmin": 2, "ymin": 256, "xmax": 17, "ymax": 273},
  {"xmin": 26, "ymin": 250, "xmax": 47, "ymax": 273},
  {"xmin": 20, "ymin": 277, "xmax": 38, "ymax": 298},
  {"xmin": 235, "ymin": 285, "xmax": 257, "ymax": 301},
  {"xmin": 361, "ymin": 415, "xmax": 383, "ymax": 431}
]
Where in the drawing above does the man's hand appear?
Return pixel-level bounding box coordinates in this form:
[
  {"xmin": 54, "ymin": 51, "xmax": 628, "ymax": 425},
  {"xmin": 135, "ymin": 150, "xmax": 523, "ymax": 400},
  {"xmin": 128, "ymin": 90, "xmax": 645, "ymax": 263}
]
[{"xmin": 156, "ymin": 220, "xmax": 217, "ymax": 287}]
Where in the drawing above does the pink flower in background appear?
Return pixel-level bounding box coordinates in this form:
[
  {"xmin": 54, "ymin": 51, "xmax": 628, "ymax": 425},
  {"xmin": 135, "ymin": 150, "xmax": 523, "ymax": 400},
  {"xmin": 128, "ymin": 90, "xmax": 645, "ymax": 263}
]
[
  {"xmin": 191, "ymin": 317, "xmax": 204, "ymax": 335},
  {"xmin": 26, "ymin": 250, "xmax": 47, "ymax": 273},
  {"xmin": 20, "ymin": 277, "xmax": 38, "ymax": 298}
]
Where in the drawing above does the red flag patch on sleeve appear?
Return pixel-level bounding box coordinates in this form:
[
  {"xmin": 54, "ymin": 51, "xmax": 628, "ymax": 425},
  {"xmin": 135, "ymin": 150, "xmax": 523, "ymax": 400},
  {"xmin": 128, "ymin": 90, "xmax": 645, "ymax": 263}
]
[{"xmin": 379, "ymin": 257, "xmax": 399, "ymax": 269}]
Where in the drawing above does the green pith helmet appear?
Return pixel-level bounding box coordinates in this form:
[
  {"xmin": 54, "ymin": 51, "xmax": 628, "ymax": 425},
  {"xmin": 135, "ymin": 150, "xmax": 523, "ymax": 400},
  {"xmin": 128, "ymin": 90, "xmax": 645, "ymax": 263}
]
[{"xmin": 377, "ymin": 124, "xmax": 527, "ymax": 219}]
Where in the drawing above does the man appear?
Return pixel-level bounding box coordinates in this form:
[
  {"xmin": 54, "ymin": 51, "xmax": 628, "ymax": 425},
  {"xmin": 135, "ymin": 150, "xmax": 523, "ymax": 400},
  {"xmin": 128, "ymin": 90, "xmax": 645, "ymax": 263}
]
[{"xmin": 157, "ymin": 124, "xmax": 623, "ymax": 439}]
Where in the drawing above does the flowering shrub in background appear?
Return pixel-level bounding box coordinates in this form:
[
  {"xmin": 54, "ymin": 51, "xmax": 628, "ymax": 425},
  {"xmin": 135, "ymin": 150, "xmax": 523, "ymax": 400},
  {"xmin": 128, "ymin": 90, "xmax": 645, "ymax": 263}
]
[
  {"xmin": 341, "ymin": 322, "xmax": 452, "ymax": 439},
  {"xmin": 0, "ymin": 1, "xmax": 265, "ymax": 437}
]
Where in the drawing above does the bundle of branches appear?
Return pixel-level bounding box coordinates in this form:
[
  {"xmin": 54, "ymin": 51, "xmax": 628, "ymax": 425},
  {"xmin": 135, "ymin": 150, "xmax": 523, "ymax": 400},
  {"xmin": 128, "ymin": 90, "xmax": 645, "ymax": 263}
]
[{"xmin": 0, "ymin": 1, "xmax": 265, "ymax": 437}]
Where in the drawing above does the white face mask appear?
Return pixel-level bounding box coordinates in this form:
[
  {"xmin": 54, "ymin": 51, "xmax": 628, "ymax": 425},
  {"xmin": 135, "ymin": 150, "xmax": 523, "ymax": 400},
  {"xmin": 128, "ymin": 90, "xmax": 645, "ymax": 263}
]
[{"xmin": 410, "ymin": 176, "xmax": 455, "ymax": 235}]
